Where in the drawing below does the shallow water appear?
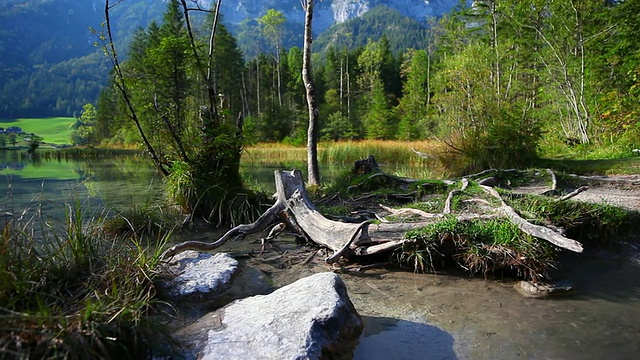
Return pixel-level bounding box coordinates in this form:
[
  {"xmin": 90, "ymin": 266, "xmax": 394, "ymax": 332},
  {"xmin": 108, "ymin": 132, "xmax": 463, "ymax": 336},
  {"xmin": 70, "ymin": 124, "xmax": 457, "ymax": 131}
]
[
  {"xmin": 0, "ymin": 152, "xmax": 161, "ymax": 220},
  {"xmin": 219, "ymin": 235, "xmax": 640, "ymax": 360}
]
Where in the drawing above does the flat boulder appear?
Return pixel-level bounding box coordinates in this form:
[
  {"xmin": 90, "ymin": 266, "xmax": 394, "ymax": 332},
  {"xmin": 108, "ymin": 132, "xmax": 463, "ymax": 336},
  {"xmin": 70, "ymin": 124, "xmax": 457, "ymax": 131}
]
[
  {"xmin": 178, "ymin": 272, "xmax": 363, "ymax": 359},
  {"xmin": 158, "ymin": 251, "xmax": 269, "ymax": 310}
]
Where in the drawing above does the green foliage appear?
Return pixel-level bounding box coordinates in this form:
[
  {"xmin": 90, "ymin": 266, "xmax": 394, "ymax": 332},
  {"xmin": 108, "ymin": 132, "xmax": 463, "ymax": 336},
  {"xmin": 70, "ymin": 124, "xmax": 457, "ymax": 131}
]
[
  {"xmin": 97, "ymin": 1, "xmax": 264, "ymax": 227},
  {"xmin": 5, "ymin": 0, "xmax": 640, "ymax": 170},
  {"xmin": 314, "ymin": 6, "xmax": 428, "ymax": 55},
  {"xmin": 396, "ymin": 49, "xmax": 433, "ymax": 140},
  {"xmin": 70, "ymin": 103, "xmax": 97, "ymax": 146}
]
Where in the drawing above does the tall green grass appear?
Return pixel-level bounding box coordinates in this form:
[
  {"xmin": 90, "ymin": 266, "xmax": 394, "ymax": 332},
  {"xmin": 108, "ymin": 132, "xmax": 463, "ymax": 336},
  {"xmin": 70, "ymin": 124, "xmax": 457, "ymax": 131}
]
[
  {"xmin": 245, "ymin": 140, "xmax": 640, "ymax": 179},
  {"xmin": 0, "ymin": 198, "xmax": 175, "ymax": 358},
  {"xmin": 399, "ymin": 217, "xmax": 556, "ymax": 280}
]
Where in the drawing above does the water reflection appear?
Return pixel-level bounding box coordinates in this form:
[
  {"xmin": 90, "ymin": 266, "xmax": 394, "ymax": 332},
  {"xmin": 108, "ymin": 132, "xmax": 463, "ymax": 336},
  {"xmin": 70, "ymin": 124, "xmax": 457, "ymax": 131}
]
[
  {"xmin": 0, "ymin": 151, "xmax": 162, "ymax": 219},
  {"xmin": 355, "ymin": 317, "xmax": 458, "ymax": 360}
]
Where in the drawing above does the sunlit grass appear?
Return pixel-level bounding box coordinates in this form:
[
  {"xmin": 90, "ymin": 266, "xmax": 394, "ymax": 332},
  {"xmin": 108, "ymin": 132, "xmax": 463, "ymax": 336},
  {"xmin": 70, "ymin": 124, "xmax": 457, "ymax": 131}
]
[
  {"xmin": 243, "ymin": 140, "xmax": 439, "ymax": 181},
  {"xmin": 0, "ymin": 117, "xmax": 75, "ymax": 144}
]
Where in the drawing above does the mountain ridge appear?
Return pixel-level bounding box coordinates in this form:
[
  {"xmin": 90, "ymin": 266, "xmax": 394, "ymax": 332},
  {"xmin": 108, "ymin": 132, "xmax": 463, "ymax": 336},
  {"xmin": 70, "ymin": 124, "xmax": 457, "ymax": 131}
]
[{"xmin": 0, "ymin": 0, "xmax": 466, "ymax": 118}]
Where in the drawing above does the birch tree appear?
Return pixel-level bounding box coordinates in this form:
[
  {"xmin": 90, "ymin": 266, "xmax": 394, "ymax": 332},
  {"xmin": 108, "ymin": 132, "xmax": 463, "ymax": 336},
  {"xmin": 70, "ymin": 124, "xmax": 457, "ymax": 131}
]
[{"xmin": 301, "ymin": 0, "xmax": 320, "ymax": 185}]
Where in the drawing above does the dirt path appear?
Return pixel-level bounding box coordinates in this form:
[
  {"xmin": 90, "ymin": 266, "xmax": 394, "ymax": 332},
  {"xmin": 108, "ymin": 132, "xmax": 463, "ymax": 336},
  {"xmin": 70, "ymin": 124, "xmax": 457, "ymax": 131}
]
[{"xmin": 568, "ymin": 175, "xmax": 640, "ymax": 211}]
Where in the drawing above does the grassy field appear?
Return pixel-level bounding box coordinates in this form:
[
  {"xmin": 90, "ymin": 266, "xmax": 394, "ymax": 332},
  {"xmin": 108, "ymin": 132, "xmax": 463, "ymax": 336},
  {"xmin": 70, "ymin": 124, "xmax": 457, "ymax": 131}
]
[
  {"xmin": 245, "ymin": 140, "xmax": 640, "ymax": 178},
  {"xmin": 0, "ymin": 117, "xmax": 74, "ymax": 144}
]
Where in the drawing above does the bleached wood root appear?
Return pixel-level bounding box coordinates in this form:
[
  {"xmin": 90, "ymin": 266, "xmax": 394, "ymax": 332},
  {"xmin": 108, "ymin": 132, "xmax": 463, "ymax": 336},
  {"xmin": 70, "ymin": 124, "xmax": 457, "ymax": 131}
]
[
  {"xmin": 480, "ymin": 185, "xmax": 583, "ymax": 253},
  {"xmin": 378, "ymin": 204, "xmax": 440, "ymax": 219},
  {"xmin": 164, "ymin": 168, "xmax": 586, "ymax": 265},
  {"xmin": 444, "ymin": 178, "xmax": 469, "ymax": 214},
  {"xmin": 162, "ymin": 199, "xmax": 285, "ymax": 259},
  {"xmin": 557, "ymin": 186, "xmax": 589, "ymax": 201}
]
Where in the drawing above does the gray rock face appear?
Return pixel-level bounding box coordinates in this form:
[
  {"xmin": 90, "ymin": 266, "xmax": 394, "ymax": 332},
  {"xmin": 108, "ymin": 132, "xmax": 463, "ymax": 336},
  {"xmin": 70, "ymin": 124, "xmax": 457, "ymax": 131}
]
[
  {"xmin": 216, "ymin": 0, "xmax": 467, "ymax": 32},
  {"xmin": 159, "ymin": 251, "xmax": 270, "ymax": 310},
  {"xmin": 162, "ymin": 251, "xmax": 239, "ymax": 298},
  {"xmin": 179, "ymin": 272, "xmax": 363, "ymax": 360}
]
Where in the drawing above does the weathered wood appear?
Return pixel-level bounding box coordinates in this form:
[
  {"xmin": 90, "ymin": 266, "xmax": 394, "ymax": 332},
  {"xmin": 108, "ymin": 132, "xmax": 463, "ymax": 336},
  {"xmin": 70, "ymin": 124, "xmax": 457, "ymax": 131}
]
[
  {"xmin": 353, "ymin": 155, "xmax": 381, "ymax": 175},
  {"xmin": 411, "ymin": 148, "xmax": 430, "ymax": 159},
  {"xmin": 546, "ymin": 168, "xmax": 558, "ymax": 193},
  {"xmin": 480, "ymin": 185, "xmax": 584, "ymax": 253},
  {"xmin": 444, "ymin": 178, "xmax": 469, "ymax": 214},
  {"xmin": 164, "ymin": 168, "xmax": 586, "ymax": 264},
  {"xmin": 162, "ymin": 199, "xmax": 285, "ymax": 259},
  {"xmin": 558, "ymin": 186, "xmax": 589, "ymax": 201},
  {"xmin": 378, "ymin": 204, "xmax": 440, "ymax": 219}
]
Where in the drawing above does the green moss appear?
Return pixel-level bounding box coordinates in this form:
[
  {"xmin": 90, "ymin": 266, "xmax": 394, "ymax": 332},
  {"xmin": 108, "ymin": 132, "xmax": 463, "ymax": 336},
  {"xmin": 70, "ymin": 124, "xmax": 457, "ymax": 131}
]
[{"xmin": 398, "ymin": 217, "xmax": 556, "ymax": 281}]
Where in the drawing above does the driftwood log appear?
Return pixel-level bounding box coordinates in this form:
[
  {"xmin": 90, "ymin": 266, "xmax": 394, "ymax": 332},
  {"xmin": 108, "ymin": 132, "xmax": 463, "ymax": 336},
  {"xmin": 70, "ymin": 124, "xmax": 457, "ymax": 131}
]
[{"xmin": 163, "ymin": 168, "xmax": 584, "ymax": 262}]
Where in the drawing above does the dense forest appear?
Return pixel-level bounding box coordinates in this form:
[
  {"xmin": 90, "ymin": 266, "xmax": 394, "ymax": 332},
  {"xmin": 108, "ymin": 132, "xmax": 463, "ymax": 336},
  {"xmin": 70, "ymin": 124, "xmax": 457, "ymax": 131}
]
[
  {"xmin": 0, "ymin": 0, "xmax": 437, "ymax": 118},
  {"xmin": 0, "ymin": 0, "xmax": 168, "ymax": 117},
  {"xmin": 89, "ymin": 0, "xmax": 640, "ymax": 171}
]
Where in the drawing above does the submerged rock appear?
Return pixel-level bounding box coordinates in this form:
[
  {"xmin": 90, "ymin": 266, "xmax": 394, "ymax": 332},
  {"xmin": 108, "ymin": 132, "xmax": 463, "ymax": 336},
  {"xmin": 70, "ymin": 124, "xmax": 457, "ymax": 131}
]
[
  {"xmin": 162, "ymin": 251, "xmax": 238, "ymax": 297},
  {"xmin": 178, "ymin": 272, "xmax": 363, "ymax": 360},
  {"xmin": 158, "ymin": 251, "xmax": 269, "ymax": 310},
  {"xmin": 515, "ymin": 280, "xmax": 574, "ymax": 298}
]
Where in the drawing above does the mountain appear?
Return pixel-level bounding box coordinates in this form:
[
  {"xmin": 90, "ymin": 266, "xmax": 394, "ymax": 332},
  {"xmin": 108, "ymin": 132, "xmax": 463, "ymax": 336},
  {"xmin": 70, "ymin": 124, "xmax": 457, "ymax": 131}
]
[
  {"xmin": 219, "ymin": 0, "xmax": 464, "ymax": 33},
  {"xmin": 0, "ymin": 0, "xmax": 466, "ymax": 118},
  {"xmin": 314, "ymin": 6, "xmax": 430, "ymax": 55},
  {"xmin": 0, "ymin": 0, "xmax": 171, "ymax": 117}
]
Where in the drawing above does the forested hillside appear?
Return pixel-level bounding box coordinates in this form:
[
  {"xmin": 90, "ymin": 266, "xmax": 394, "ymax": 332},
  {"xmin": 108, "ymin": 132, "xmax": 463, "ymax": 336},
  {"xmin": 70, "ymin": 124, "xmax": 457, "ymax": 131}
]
[
  {"xmin": 0, "ymin": 0, "xmax": 164, "ymax": 117},
  {"xmin": 90, "ymin": 0, "xmax": 640, "ymax": 172},
  {"xmin": 0, "ymin": 0, "xmax": 446, "ymax": 118},
  {"xmin": 314, "ymin": 6, "xmax": 430, "ymax": 55}
]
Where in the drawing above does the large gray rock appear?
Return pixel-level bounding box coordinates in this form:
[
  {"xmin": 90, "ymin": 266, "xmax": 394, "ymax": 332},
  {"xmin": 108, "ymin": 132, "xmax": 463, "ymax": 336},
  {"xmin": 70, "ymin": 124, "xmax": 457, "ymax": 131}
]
[
  {"xmin": 159, "ymin": 251, "xmax": 270, "ymax": 310},
  {"xmin": 178, "ymin": 272, "xmax": 363, "ymax": 360}
]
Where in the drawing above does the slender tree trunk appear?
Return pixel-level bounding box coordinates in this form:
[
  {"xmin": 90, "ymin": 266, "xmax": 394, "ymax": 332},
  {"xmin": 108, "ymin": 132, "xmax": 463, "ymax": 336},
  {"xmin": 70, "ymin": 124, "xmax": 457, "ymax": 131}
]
[
  {"xmin": 180, "ymin": 0, "xmax": 221, "ymax": 127},
  {"xmin": 276, "ymin": 48, "xmax": 283, "ymax": 107},
  {"xmin": 302, "ymin": 0, "xmax": 320, "ymax": 185},
  {"xmin": 103, "ymin": 0, "xmax": 169, "ymax": 176},
  {"xmin": 490, "ymin": 0, "xmax": 501, "ymax": 98}
]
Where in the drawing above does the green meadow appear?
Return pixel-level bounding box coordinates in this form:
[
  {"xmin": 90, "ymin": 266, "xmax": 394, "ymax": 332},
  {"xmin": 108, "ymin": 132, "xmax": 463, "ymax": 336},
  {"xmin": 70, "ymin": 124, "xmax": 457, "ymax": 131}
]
[{"xmin": 0, "ymin": 117, "xmax": 74, "ymax": 144}]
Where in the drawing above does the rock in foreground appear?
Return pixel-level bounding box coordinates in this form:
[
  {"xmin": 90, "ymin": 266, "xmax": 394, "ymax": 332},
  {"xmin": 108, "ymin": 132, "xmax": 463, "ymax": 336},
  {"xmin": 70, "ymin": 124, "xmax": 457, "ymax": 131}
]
[{"xmin": 179, "ymin": 272, "xmax": 363, "ymax": 359}]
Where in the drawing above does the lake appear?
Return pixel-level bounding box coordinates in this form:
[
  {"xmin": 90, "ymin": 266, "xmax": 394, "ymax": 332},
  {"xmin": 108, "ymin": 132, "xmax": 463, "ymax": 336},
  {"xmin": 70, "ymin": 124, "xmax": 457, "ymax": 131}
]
[
  {"xmin": 0, "ymin": 151, "xmax": 164, "ymax": 222},
  {"xmin": 3, "ymin": 150, "xmax": 639, "ymax": 359}
]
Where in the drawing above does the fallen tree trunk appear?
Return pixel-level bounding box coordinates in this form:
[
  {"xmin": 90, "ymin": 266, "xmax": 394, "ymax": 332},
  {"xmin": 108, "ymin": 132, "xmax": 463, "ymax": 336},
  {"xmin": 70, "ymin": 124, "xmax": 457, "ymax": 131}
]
[{"xmin": 164, "ymin": 169, "xmax": 584, "ymax": 263}]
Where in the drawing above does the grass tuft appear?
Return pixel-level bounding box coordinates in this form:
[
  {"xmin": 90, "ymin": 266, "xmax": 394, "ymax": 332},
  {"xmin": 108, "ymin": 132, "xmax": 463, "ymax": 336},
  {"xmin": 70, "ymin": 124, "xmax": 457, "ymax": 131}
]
[
  {"xmin": 399, "ymin": 217, "xmax": 557, "ymax": 281},
  {"xmin": 0, "ymin": 199, "xmax": 173, "ymax": 358}
]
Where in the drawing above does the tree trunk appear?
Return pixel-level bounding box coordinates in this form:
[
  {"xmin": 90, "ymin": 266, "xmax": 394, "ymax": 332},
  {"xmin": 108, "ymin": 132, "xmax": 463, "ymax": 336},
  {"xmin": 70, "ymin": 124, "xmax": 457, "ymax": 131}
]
[{"xmin": 302, "ymin": 0, "xmax": 320, "ymax": 186}]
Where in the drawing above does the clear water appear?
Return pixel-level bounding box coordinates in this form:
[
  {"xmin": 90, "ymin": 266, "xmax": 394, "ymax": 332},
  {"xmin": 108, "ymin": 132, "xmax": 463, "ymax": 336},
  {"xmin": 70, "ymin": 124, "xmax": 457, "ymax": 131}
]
[
  {"xmin": 0, "ymin": 151, "xmax": 162, "ymax": 222},
  {"xmin": 253, "ymin": 241, "xmax": 640, "ymax": 360}
]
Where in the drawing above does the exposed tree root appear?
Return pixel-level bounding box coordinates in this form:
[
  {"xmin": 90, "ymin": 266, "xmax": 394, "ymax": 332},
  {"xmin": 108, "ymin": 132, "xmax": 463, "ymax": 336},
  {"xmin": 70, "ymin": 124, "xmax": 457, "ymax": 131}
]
[
  {"xmin": 444, "ymin": 178, "xmax": 469, "ymax": 214},
  {"xmin": 164, "ymin": 166, "xmax": 586, "ymax": 267},
  {"xmin": 162, "ymin": 199, "xmax": 285, "ymax": 259},
  {"xmin": 480, "ymin": 185, "xmax": 583, "ymax": 253},
  {"xmin": 558, "ymin": 186, "xmax": 589, "ymax": 201}
]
